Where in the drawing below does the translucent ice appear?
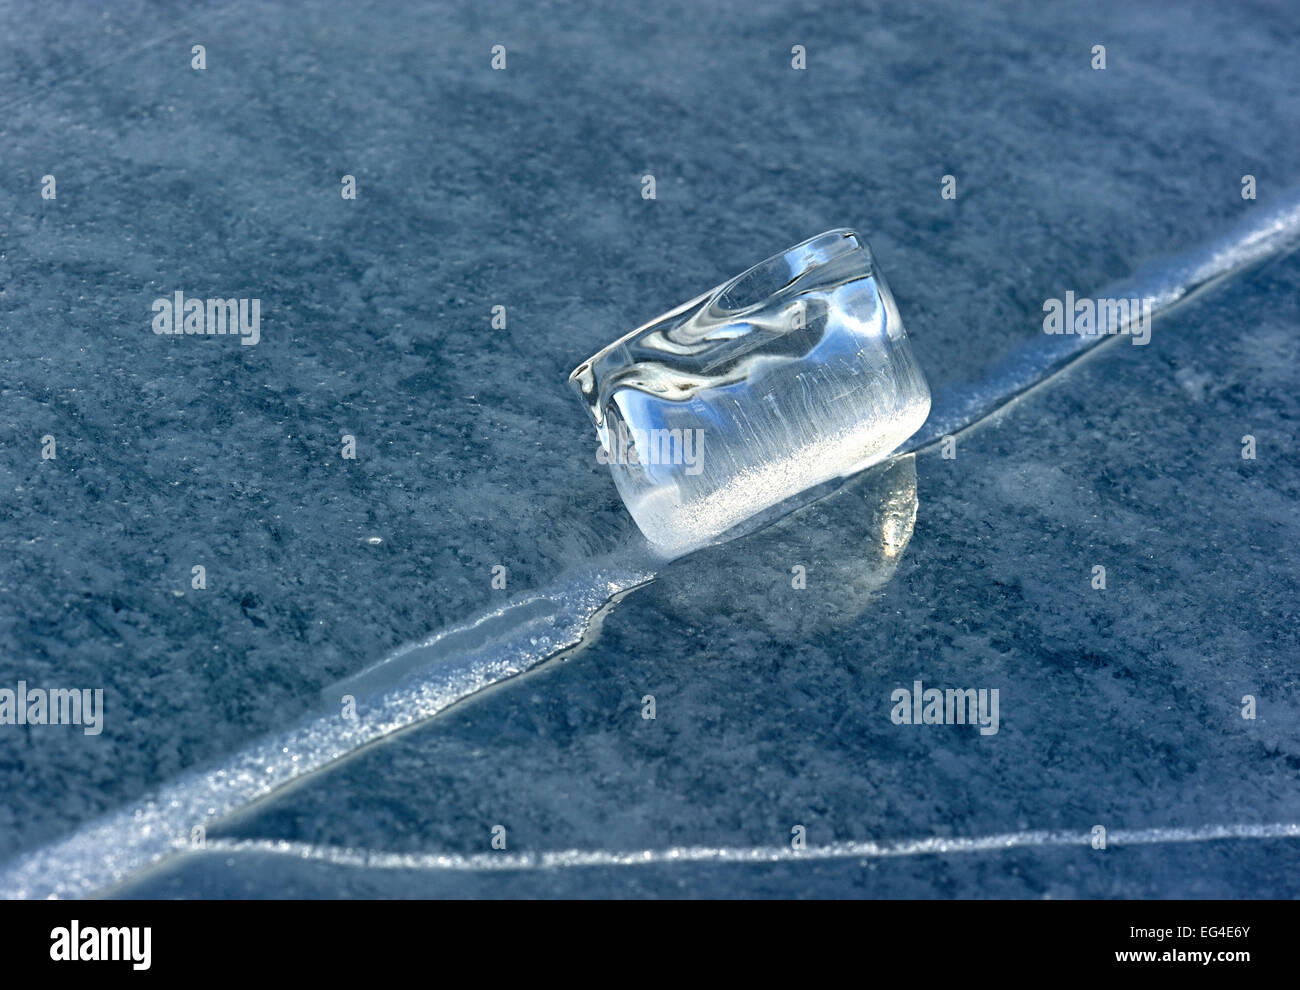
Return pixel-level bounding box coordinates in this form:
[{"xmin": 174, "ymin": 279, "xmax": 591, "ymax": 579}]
[{"xmin": 570, "ymin": 229, "xmax": 931, "ymax": 557}]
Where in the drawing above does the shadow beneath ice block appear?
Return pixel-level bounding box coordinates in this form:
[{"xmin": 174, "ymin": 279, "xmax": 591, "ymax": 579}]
[{"xmin": 655, "ymin": 455, "xmax": 918, "ymax": 642}]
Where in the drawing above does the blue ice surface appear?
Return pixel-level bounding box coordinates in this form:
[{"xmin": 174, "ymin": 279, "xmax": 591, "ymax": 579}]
[{"xmin": 1, "ymin": 0, "xmax": 1298, "ymax": 897}]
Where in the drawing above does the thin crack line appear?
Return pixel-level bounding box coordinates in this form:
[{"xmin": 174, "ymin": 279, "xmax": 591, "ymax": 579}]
[
  {"xmin": 189, "ymin": 823, "xmax": 1300, "ymax": 874},
  {"xmin": 6, "ymin": 191, "xmax": 1300, "ymax": 900}
]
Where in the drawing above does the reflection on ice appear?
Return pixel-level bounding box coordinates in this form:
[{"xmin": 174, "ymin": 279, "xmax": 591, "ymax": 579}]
[{"xmin": 657, "ymin": 455, "xmax": 918, "ymax": 640}]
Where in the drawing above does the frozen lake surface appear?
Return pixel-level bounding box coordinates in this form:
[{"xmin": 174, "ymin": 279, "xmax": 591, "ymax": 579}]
[{"xmin": 1, "ymin": 0, "xmax": 1298, "ymax": 897}]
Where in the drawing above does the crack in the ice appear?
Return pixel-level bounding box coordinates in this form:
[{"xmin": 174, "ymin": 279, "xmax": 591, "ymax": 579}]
[{"xmin": 5, "ymin": 190, "xmax": 1300, "ymax": 899}]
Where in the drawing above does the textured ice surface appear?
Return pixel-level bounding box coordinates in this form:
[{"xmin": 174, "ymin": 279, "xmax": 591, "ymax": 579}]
[
  {"xmin": 911, "ymin": 189, "xmax": 1300, "ymax": 450},
  {"xmin": 0, "ymin": 556, "xmax": 656, "ymax": 899},
  {"xmin": 120, "ymin": 245, "xmax": 1300, "ymax": 900},
  {"xmin": 3, "ymin": 0, "xmax": 1300, "ymax": 898},
  {"xmin": 571, "ymin": 230, "xmax": 929, "ymax": 557}
]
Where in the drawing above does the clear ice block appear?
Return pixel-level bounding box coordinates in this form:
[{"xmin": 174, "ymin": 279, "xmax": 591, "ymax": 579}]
[{"xmin": 569, "ymin": 229, "xmax": 931, "ymax": 558}]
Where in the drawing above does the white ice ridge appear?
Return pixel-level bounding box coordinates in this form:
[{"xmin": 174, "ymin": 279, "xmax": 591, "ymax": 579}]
[
  {"xmin": 5, "ymin": 190, "xmax": 1300, "ymax": 900},
  {"xmin": 0, "ymin": 555, "xmax": 655, "ymax": 900},
  {"xmin": 193, "ymin": 822, "xmax": 1300, "ymax": 874},
  {"xmin": 908, "ymin": 183, "xmax": 1300, "ymax": 450}
]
